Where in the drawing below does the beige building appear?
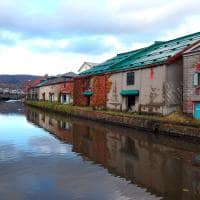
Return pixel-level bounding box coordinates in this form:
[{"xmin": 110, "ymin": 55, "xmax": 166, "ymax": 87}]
[
  {"xmin": 107, "ymin": 60, "xmax": 183, "ymax": 115},
  {"xmin": 78, "ymin": 32, "xmax": 200, "ymax": 115},
  {"xmin": 38, "ymin": 82, "xmax": 62, "ymax": 102}
]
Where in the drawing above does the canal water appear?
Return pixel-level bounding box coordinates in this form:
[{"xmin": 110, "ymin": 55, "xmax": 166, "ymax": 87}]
[{"xmin": 1, "ymin": 101, "xmax": 200, "ymax": 200}]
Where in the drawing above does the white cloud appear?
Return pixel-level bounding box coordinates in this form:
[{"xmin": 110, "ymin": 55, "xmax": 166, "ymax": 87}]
[
  {"xmin": 161, "ymin": 16, "xmax": 200, "ymax": 41},
  {"xmin": 0, "ymin": 44, "xmax": 113, "ymax": 75},
  {"xmin": 0, "ymin": 0, "xmax": 199, "ymax": 75},
  {"xmin": 0, "ymin": 30, "xmax": 21, "ymax": 41},
  {"xmin": 21, "ymin": 38, "xmax": 70, "ymax": 50}
]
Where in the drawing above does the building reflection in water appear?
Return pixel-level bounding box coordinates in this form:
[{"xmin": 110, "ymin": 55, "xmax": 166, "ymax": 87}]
[
  {"xmin": 26, "ymin": 106, "xmax": 200, "ymax": 200},
  {"xmin": 26, "ymin": 108, "xmax": 73, "ymax": 145},
  {"xmin": 0, "ymin": 101, "xmax": 24, "ymax": 114}
]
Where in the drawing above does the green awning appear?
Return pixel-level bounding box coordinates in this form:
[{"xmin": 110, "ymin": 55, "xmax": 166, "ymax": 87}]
[
  {"xmin": 120, "ymin": 90, "xmax": 139, "ymax": 96},
  {"xmin": 83, "ymin": 91, "xmax": 93, "ymax": 96}
]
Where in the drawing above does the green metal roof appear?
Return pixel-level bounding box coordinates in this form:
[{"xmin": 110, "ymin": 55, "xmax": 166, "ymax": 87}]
[
  {"xmin": 80, "ymin": 32, "xmax": 200, "ymax": 76},
  {"xmin": 83, "ymin": 91, "xmax": 93, "ymax": 96},
  {"xmin": 80, "ymin": 48, "xmax": 145, "ymax": 76},
  {"xmin": 120, "ymin": 90, "xmax": 139, "ymax": 96},
  {"xmin": 36, "ymin": 73, "xmax": 76, "ymax": 88}
]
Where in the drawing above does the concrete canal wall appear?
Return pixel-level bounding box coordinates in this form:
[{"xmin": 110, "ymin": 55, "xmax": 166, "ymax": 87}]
[{"xmin": 25, "ymin": 101, "xmax": 200, "ymax": 139}]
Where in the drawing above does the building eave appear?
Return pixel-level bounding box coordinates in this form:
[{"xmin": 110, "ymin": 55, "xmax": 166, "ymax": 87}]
[{"xmin": 166, "ymin": 40, "xmax": 200, "ymax": 65}]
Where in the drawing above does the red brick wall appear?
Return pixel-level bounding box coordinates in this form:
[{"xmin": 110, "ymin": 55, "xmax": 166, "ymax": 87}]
[
  {"xmin": 74, "ymin": 75, "xmax": 112, "ymax": 107},
  {"xmin": 73, "ymin": 77, "xmax": 88, "ymax": 106},
  {"xmin": 90, "ymin": 75, "xmax": 112, "ymax": 108},
  {"xmin": 90, "ymin": 75, "xmax": 107, "ymax": 107},
  {"xmin": 61, "ymin": 81, "xmax": 74, "ymax": 96}
]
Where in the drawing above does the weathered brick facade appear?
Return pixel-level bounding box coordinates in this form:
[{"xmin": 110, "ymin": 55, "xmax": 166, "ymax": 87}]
[
  {"xmin": 106, "ymin": 61, "xmax": 183, "ymax": 115},
  {"xmin": 73, "ymin": 77, "xmax": 89, "ymax": 106},
  {"xmin": 90, "ymin": 75, "xmax": 107, "ymax": 107},
  {"xmin": 60, "ymin": 81, "xmax": 74, "ymax": 96},
  {"xmin": 74, "ymin": 75, "xmax": 112, "ymax": 108},
  {"xmin": 25, "ymin": 79, "xmax": 43, "ymax": 100},
  {"xmin": 39, "ymin": 83, "xmax": 64, "ymax": 102},
  {"xmin": 77, "ymin": 32, "xmax": 200, "ymax": 115},
  {"xmin": 90, "ymin": 75, "xmax": 112, "ymax": 108},
  {"xmin": 74, "ymin": 62, "xmax": 184, "ymax": 115},
  {"xmin": 183, "ymin": 45, "xmax": 200, "ymax": 114}
]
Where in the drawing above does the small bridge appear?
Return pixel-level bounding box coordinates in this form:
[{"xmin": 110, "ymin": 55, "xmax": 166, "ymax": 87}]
[{"xmin": 0, "ymin": 93, "xmax": 25, "ymax": 101}]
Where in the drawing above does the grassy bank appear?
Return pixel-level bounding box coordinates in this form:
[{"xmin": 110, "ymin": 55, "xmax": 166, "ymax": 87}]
[
  {"xmin": 25, "ymin": 101, "xmax": 200, "ymax": 128},
  {"xmin": 25, "ymin": 101, "xmax": 94, "ymax": 113},
  {"xmin": 25, "ymin": 101, "xmax": 200, "ymax": 138}
]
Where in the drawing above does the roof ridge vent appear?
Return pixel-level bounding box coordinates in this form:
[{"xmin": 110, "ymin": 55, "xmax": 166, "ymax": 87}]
[{"xmin": 154, "ymin": 41, "xmax": 163, "ymax": 45}]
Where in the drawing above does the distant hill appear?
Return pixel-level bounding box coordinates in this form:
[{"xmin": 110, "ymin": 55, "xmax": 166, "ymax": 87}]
[{"xmin": 0, "ymin": 75, "xmax": 41, "ymax": 89}]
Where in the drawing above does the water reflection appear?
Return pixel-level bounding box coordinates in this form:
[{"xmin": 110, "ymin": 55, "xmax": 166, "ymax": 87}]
[
  {"xmin": 25, "ymin": 106, "xmax": 200, "ymax": 200},
  {"xmin": 0, "ymin": 101, "xmax": 24, "ymax": 114},
  {"xmin": 26, "ymin": 109, "xmax": 73, "ymax": 145}
]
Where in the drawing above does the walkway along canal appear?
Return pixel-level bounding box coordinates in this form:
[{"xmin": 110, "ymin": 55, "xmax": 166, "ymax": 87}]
[{"xmin": 1, "ymin": 101, "xmax": 200, "ymax": 199}]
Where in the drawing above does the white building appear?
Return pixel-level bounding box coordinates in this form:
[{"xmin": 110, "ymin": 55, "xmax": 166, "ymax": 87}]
[{"xmin": 78, "ymin": 62, "xmax": 98, "ymax": 73}]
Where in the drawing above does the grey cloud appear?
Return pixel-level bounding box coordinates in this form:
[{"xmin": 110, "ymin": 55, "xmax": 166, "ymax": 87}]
[
  {"xmin": 0, "ymin": 0, "xmax": 199, "ymax": 39},
  {"xmin": 0, "ymin": 0, "xmax": 199, "ymax": 57}
]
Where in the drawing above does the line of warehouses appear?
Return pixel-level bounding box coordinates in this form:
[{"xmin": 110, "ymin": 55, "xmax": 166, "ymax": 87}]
[{"xmin": 26, "ymin": 32, "xmax": 200, "ymax": 119}]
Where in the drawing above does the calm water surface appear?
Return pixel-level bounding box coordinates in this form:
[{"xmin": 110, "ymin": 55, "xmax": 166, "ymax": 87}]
[{"xmin": 1, "ymin": 101, "xmax": 200, "ymax": 200}]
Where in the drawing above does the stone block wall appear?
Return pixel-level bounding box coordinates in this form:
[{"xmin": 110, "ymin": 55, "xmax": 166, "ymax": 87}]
[
  {"xmin": 38, "ymin": 83, "xmax": 63, "ymax": 102},
  {"xmin": 183, "ymin": 51, "xmax": 200, "ymax": 114}
]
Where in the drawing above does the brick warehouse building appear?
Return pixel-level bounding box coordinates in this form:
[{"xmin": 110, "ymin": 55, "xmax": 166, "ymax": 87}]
[
  {"xmin": 36, "ymin": 72, "xmax": 76, "ymax": 104},
  {"xmin": 183, "ymin": 43, "xmax": 200, "ymax": 118},
  {"xmin": 73, "ymin": 74, "xmax": 111, "ymax": 108},
  {"xmin": 74, "ymin": 32, "xmax": 200, "ymax": 115}
]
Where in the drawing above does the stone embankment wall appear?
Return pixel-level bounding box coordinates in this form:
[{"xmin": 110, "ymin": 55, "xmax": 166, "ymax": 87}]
[{"xmin": 25, "ymin": 101, "xmax": 200, "ymax": 139}]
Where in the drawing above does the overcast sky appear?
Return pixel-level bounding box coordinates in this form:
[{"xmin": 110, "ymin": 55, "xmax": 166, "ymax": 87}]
[{"xmin": 0, "ymin": 0, "xmax": 199, "ymax": 75}]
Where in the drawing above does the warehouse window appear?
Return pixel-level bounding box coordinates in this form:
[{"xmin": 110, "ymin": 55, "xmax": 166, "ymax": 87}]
[
  {"xmin": 127, "ymin": 72, "xmax": 135, "ymax": 85},
  {"xmin": 193, "ymin": 72, "xmax": 200, "ymax": 86}
]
